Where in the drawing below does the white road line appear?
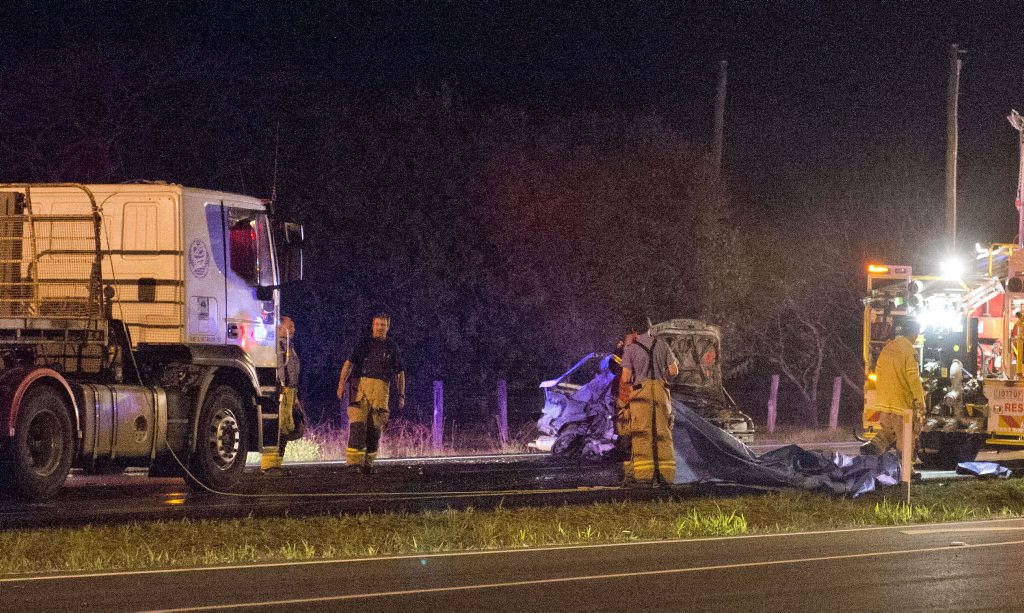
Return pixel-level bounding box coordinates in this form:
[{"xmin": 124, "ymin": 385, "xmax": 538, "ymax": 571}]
[
  {"xmin": 5, "ymin": 517, "xmax": 1024, "ymax": 584},
  {"xmin": 902, "ymin": 527, "xmax": 1024, "ymax": 535},
  {"xmin": 141, "ymin": 538, "xmax": 1024, "ymax": 612}
]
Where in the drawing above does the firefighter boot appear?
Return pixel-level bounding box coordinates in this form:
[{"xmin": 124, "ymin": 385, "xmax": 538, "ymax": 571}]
[
  {"xmin": 621, "ymin": 460, "xmax": 636, "ymax": 486},
  {"xmin": 347, "ymin": 401, "xmax": 369, "ymax": 468},
  {"xmin": 261, "ymin": 448, "xmax": 283, "ymax": 472}
]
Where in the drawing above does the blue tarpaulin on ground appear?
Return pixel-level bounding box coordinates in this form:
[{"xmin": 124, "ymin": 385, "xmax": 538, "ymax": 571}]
[
  {"xmin": 671, "ymin": 400, "xmax": 901, "ymax": 496},
  {"xmin": 956, "ymin": 462, "xmax": 1012, "ymax": 479}
]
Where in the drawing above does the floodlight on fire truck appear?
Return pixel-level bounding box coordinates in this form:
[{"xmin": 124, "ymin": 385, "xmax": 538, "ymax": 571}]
[
  {"xmin": 940, "ymin": 258, "xmax": 964, "ymax": 280},
  {"xmin": 918, "ymin": 306, "xmax": 964, "ymax": 333},
  {"xmin": 1008, "ymin": 276, "xmax": 1024, "ymax": 293}
]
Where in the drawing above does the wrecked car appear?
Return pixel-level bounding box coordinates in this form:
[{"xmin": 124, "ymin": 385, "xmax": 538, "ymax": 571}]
[{"xmin": 532, "ymin": 319, "xmax": 755, "ymax": 457}]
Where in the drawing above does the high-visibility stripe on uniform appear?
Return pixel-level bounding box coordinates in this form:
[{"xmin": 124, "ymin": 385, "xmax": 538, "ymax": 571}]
[
  {"xmin": 633, "ymin": 459, "xmax": 655, "ymax": 480},
  {"xmin": 346, "ymin": 447, "xmax": 366, "ymax": 466}
]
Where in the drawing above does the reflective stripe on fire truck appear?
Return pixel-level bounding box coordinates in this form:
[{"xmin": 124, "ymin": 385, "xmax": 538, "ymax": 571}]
[{"xmin": 999, "ymin": 415, "xmax": 1023, "ymax": 430}]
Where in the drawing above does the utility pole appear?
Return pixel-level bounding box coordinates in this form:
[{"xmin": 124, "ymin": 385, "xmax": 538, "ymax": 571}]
[
  {"xmin": 945, "ymin": 44, "xmax": 964, "ymax": 250},
  {"xmin": 712, "ymin": 60, "xmax": 728, "ymax": 184},
  {"xmin": 1008, "ymin": 110, "xmax": 1024, "ymax": 247}
]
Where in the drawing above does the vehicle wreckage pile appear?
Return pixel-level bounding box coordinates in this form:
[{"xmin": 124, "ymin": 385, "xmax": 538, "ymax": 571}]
[
  {"xmin": 533, "ymin": 319, "xmax": 905, "ymax": 496},
  {"xmin": 535, "ymin": 320, "xmax": 754, "ymax": 457}
]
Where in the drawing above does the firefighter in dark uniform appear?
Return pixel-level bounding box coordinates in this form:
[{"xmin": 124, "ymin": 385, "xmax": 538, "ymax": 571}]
[{"xmin": 337, "ymin": 313, "xmax": 405, "ymax": 473}]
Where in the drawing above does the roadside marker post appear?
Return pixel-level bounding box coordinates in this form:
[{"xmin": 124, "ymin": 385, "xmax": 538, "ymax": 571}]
[
  {"xmin": 497, "ymin": 379, "xmax": 509, "ymax": 447},
  {"xmin": 767, "ymin": 375, "xmax": 779, "ymax": 433},
  {"xmin": 901, "ymin": 411, "xmax": 913, "ymax": 504},
  {"xmin": 433, "ymin": 381, "xmax": 444, "ymax": 450},
  {"xmin": 828, "ymin": 376, "xmax": 841, "ymax": 431}
]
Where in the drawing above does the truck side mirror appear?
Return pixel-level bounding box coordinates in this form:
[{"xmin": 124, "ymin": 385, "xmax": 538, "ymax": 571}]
[{"xmin": 273, "ymin": 220, "xmax": 304, "ymax": 284}]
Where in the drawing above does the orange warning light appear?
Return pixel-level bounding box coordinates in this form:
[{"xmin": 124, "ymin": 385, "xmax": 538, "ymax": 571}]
[{"xmin": 867, "ymin": 264, "xmax": 889, "ymax": 274}]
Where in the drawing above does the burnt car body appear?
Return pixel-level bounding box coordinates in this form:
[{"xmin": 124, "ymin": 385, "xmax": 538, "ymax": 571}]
[{"xmin": 532, "ymin": 319, "xmax": 755, "ymax": 457}]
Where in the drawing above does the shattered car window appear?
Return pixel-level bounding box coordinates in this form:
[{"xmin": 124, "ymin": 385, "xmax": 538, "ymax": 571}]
[{"xmin": 561, "ymin": 355, "xmax": 606, "ymax": 388}]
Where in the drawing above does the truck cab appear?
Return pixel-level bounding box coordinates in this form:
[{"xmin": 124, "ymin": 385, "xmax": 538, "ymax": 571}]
[{"xmin": 0, "ymin": 183, "xmax": 303, "ymax": 499}]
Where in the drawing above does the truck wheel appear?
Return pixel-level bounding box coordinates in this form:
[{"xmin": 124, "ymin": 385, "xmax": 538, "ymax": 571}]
[
  {"xmin": 0, "ymin": 386, "xmax": 74, "ymax": 500},
  {"xmin": 187, "ymin": 385, "xmax": 249, "ymax": 492}
]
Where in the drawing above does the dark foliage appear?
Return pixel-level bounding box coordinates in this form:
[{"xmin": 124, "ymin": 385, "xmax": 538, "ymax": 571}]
[{"xmin": 0, "ymin": 45, "xmax": 930, "ymax": 427}]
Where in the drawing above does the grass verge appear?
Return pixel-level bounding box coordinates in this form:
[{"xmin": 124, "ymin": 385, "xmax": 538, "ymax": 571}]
[
  {"xmin": 283, "ymin": 421, "xmax": 535, "ymax": 463},
  {"xmin": 4, "ymin": 478, "xmax": 1024, "ymax": 577}
]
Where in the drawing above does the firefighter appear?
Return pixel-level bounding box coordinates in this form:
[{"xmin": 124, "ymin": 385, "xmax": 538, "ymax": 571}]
[
  {"xmin": 1012, "ymin": 312, "xmax": 1024, "ymax": 377},
  {"xmin": 863, "ymin": 318, "xmax": 925, "ymax": 465},
  {"xmin": 618, "ymin": 317, "xmax": 679, "ymax": 486},
  {"xmin": 337, "ymin": 313, "xmax": 406, "ymax": 474},
  {"xmin": 610, "ymin": 332, "xmax": 635, "ymax": 480},
  {"xmin": 262, "ymin": 316, "xmax": 304, "ymax": 472}
]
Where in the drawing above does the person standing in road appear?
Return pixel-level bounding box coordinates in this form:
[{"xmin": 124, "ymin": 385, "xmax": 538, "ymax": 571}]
[
  {"xmin": 618, "ymin": 316, "xmax": 679, "ymax": 487},
  {"xmin": 864, "ymin": 318, "xmax": 925, "ymax": 463},
  {"xmin": 262, "ymin": 315, "xmax": 304, "ymax": 472},
  {"xmin": 610, "ymin": 332, "xmax": 635, "ymax": 480},
  {"xmin": 337, "ymin": 313, "xmax": 406, "ymax": 473}
]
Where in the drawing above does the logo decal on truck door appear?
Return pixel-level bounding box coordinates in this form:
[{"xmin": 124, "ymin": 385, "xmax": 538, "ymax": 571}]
[{"xmin": 188, "ymin": 239, "xmax": 211, "ymax": 278}]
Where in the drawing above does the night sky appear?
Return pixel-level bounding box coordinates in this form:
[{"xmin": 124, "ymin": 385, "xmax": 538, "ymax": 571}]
[{"xmin": 7, "ymin": 1, "xmax": 1024, "ymax": 254}]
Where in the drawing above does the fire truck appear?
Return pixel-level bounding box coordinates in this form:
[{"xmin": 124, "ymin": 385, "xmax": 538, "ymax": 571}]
[
  {"xmin": 863, "ymin": 247, "xmax": 1024, "ymax": 468},
  {"xmin": 0, "ymin": 183, "xmax": 303, "ymax": 500}
]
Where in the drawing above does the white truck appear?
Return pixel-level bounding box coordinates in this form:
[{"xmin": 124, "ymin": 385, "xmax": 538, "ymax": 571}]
[{"xmin": 0, "ymin": 183, "xmax": 304, "ymax": 500}]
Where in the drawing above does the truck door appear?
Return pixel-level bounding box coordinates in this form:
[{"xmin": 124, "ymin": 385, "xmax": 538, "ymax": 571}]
[
  {"xmin": 223, "ymin": 205, "xmax": 278, "ymax": 368},
  {"xmin": 185, "ymin": 200, "xmax": 228, "ymax": 346}
]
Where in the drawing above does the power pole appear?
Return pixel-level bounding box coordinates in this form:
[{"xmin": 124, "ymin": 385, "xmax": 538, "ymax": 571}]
[
  {"xmin": 1008, "ymin": 110, "xmax": 1024, "ymax": 247},
  {"xmin": 945, "ymin": 44, "xmax": 964, "ymax": 250},
  {"xmin": 712, "ymin": 60, "xmax": 728, "ymax": 184}
]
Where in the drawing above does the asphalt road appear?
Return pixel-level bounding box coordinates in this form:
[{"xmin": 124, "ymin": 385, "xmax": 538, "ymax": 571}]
[
  {"xmin": 1, "ymin": 440, "xmax": 1019, "ymax": 529},
  {"xmin": 5, "ymin": 517, "xmax": 1024, "ymax": 611},
  {"xmin": 0, "ymin": 454, "xmax": 638, "ymax": 529}
]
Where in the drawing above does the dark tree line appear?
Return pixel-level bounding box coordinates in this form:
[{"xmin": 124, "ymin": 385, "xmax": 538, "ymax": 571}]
[{"xmin": 0, "ymin": 45, "xmax": 943, "ymax": 427}]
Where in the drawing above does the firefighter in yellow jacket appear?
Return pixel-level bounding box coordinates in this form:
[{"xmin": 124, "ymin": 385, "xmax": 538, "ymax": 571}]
[
  {"xmin": 337, "ymin": 313, "xmax": 405, "ymax": 474},
  {"xmin": 866, "ymin": 318, "xmax": 925, "ymax": 460},
  {"xmin": 618, "ymin": 317, "xmax": 679, "ymax": 486}
]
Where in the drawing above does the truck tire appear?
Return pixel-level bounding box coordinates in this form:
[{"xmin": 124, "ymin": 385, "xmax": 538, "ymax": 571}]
[
  {"xmin": 0, "ymin": 386, "xmax": 74, "ymax": 500},
  {"xmin": 186, "ymin": 385, "xmax": 249, "ymax": 492},
  {"xmin": 918, "ymin": 431, "xmax": 984, "ymax": 470}
]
